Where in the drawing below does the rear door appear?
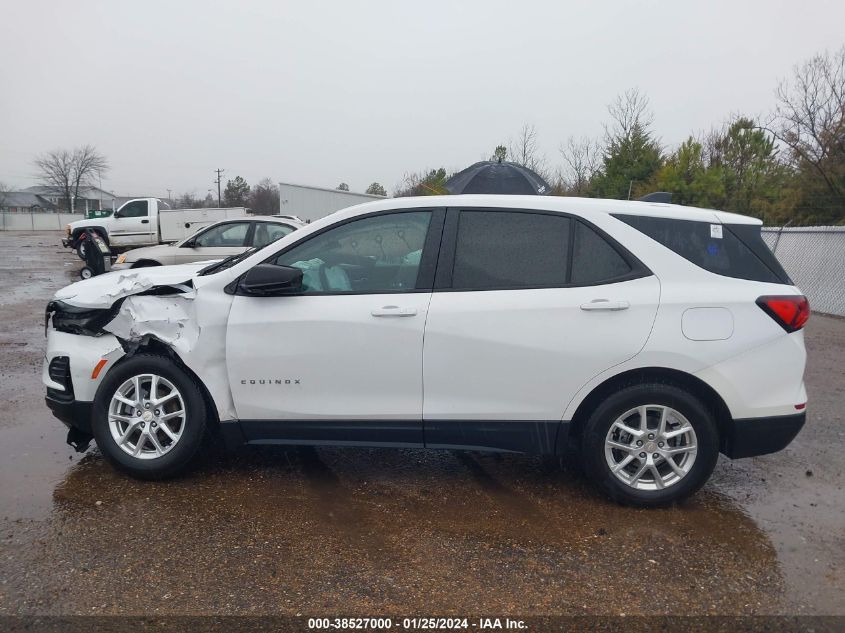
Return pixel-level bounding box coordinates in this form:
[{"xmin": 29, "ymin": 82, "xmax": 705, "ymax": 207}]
[{"xmin": 422, "ymin": 208, "xmax": 660, "ymax": 452}]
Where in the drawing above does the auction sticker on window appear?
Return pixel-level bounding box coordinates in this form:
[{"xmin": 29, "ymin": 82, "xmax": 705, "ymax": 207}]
[{"xmin": 710, "ymin": 224, "xmax": 723, "ymax": 239}]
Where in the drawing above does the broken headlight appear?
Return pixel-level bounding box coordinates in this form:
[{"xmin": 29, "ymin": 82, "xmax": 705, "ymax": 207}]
[{"xmin": 45, "ymin": 300, "xmax": 122, "ymax": 337}]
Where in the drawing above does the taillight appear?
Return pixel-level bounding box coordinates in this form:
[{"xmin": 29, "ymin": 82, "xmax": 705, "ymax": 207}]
[{"xmin": 756, "ymin": 295, "xmax": 810, "ymax": 332}]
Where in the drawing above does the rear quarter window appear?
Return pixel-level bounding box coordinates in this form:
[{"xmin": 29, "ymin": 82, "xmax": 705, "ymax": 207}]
[
  {"xmin": 571, "ymin": 221, "xmax": 632, "ymax": 284},
  {"xmin": 613, "ymin": 215, "xmax": 791, "ymax": 284}
]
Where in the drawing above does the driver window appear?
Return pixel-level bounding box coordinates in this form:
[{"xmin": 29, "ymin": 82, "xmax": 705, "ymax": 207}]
[
  {"xmin": 118, "ymin": 200, "xmax": 149, "ymax": 218},
  {"xmin": 273, "ymin": 212, "xmax": 431, "ymax": 294},
  {"xmin": 194, "ymin": 222, "xmax": 249, "ymax": 247}
]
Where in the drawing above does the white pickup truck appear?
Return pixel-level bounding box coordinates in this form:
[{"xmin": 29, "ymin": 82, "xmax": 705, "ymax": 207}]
[{"xmin": 62, "ymin": 198, "xmax": 248, "ymax": 257}]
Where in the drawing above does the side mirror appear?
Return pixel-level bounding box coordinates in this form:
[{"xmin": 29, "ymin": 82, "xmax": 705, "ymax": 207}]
[{"xmin": 238, "ymin": 264, "xmax": 303, "ymax": 297}]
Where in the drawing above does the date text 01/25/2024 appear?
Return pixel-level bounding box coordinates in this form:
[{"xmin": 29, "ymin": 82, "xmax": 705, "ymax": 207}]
[{"xmin": 307, "ymin": 617, "xmax": 527, "ymax": 630}]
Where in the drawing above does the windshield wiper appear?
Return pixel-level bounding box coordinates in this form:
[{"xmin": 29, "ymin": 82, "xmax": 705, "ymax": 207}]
[{"xmin": 198, "ymin": 247, "xmax": 260, "ymax": 276}]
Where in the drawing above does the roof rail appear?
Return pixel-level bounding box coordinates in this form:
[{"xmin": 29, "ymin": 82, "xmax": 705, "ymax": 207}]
[{"xmin": 637, "ymin": 192, "xmax": 673, "ymax": 203}]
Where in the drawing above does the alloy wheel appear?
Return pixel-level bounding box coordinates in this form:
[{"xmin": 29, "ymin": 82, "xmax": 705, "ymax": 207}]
[
  {"xmin": 604, "ymin": 404, "xmax": 698, "ymax": 491},
  {"xmin": 107, "ymin": 373, "xmax": 187, "ymax": 460}
]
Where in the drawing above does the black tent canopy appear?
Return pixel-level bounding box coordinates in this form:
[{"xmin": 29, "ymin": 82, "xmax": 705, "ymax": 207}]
[{"xmin": 444, "ymin": 160, "xmax": 551, "ymax": 195}]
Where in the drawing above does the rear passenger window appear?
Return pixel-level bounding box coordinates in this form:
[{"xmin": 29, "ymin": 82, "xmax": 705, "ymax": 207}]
[
  {"xmin": 452, "ymin": 211, "xmax": 570, "ymax": 289},
  {"xmin": 571, "ymin": 221, "xmax": 631, "ymax": 283},
  {"xmin": 613, "ymin": 215, "xmax": 787, "ymax": 284}
]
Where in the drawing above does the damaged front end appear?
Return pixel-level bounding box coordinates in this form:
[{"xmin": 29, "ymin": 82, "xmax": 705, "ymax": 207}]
[
  {"xmin": 46, "ymin": 299, "xmax": 123, "ymax": 337},
  {"xmin": 44, "ymin": 266, "xmax": 237, "ymax": 450}
]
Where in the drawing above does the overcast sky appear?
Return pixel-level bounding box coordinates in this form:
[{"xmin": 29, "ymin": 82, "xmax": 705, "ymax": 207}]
[{"xmin": 1, "ymin": 0, "xmax": 844, "ymax": 198}]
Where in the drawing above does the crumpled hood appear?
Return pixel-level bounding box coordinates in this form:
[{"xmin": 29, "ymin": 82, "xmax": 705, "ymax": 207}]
[{"xmin": 54, "ymin": 263, "xmax": 208, "ymax": 309}]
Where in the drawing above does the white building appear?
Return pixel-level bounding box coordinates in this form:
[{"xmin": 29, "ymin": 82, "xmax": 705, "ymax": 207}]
[{"xmin": 278, "ymin": 182, "xmax": 385, "ymax": 222}]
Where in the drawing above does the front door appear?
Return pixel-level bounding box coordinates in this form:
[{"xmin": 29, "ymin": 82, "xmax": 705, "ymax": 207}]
[
  {"xmin": 174, "ymin": 220, "xmax": 252, "ymax": 264},
  {"xmin": 422, "ymin": 209, "xmax": 660, "ymax": 452},
  {"xmin": 226, "ymin": 209, "xmax": 442, "ymax": 445},
  {"xmin": 109, "ymin": 200, "xmax": 154, "ymax": 246}
]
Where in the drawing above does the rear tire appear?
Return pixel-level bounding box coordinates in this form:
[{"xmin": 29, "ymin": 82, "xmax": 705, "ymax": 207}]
[
  {"xmin": 92, "ymin": 354, "xmax": 208, "ymax": 480},
  {"xmin": 581, "ymin": 383, "xmax": 719, "ymax": 507}
]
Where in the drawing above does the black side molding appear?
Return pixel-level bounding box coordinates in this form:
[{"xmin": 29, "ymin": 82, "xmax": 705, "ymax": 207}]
[
  {"xmin": 720, "ymin": 412, "xmax": 805, "ymax": 459},
  {"xmin": 233, "ymin": 419, "xmax": 425, "ymax": 449},
  {"xmin": 218, "ymin": 419, "xmax": 570, "ymax": 455},
  {"xmin": 425, "ymin": 420, "xmax": 565, "ymax": 455}
]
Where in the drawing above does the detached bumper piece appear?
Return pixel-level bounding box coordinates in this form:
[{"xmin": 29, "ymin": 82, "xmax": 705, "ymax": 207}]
[
  {"xmin": 45, "ymin": 355, "xmax": 94, "ymax": 451},
  {"xmin": 721, "ymin": 412, "xmax": 806, "ymax": 458},
  {"xmin": 45, "ymin": 396, "xmax": 94, "ymax": 452}
]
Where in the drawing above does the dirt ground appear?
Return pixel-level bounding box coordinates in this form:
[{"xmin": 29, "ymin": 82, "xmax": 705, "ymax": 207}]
[{"xmin": 0, "ymin": 231, "xmax": 843, "ymax": 617}]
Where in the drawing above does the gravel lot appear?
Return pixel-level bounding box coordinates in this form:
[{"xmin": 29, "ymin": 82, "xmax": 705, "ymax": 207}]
[{"xmin": 0, "ymin": 231, "xmax": 843, "ymax": 617}]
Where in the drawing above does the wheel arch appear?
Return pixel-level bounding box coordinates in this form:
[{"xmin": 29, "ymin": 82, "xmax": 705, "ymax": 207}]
[
  {"xmin": 72, "ymin": 226, "xmax": 109, "ymax": 245},
  {"xmin": 566, "ymin": 366, "xmax": 732, "ymax": 451},
  {"xmin": 105, "ymin": 337, "xmax": 220, "ymax": 431}
]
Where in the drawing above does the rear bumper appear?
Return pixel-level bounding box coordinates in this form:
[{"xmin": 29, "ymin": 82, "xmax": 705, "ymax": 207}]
[{"xmin": 721, "ymin": 412, "xmax": 805, "ymax": 459}]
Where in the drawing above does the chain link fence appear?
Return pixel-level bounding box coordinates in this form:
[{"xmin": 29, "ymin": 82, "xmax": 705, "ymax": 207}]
[{"xmin": 762, "ymin": 226, "xmax": 845, "ymax": 316}]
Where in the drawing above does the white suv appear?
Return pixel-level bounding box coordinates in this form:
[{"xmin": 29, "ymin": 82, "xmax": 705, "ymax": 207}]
[{"xmin": 43, "ymin": 195, "xmax": 808, "ymax": 506}]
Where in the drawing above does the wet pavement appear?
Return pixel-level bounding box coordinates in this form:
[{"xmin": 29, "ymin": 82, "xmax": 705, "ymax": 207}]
[{"xmin": 0, "ymin": 231, "xmax": 843, "ymax": 616}]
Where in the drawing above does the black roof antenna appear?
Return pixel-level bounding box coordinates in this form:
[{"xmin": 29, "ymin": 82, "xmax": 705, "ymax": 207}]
[{"xmin": 638, "ymin": 192, "xmax": 673, "ymax": 203}]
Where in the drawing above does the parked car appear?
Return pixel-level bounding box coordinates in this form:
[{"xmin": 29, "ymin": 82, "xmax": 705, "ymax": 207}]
[
  {"xmin": 111, "ymin": 217, "xmax": 303, "ymax": 269},
  {"xmin": 43, "ymin": 195, "xmax": 808, "ymax": 506},
  {"xmin": 63, "ymin": 198, "xmax": 248, "ymax": 258}
]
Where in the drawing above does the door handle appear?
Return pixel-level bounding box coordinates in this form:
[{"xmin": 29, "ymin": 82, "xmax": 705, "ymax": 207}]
[
  {"xmin": 580, "ymin": 299, "xmax": 630, "ymax": 311},
  {"xmin": 141, "ymin": 219, "xmax": 149, "ymax": 224},
  {"xmin": 371, "ymin": 305, "xmax": 417, "ymax": 317}
]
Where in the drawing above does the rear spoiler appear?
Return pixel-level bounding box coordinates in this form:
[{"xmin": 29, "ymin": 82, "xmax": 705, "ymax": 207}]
[{"xmin": 638, "ymin": 192, "xmax": 673, "ymax": 203}]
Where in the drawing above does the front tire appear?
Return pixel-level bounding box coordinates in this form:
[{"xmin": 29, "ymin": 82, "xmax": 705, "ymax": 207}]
[
  {"xmin": 76, "ymin": 241, "xmax": 87, "ymax": 259},
  {"xmin": 581, "ymin": 383, "xmax": 719, "ymax": 507},
  {"xmin": 92, "ymin": 354, "xmax": 208, "ymax": 480}
]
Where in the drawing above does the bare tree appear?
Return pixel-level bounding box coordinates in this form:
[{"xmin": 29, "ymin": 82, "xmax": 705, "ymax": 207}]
[
  {"xmin": 559, "ymin": 136, "xmax": 601, "ymax": 195},
  {"xmin": 508, "ymin": 124, "xmax": 547, "ymax": 175},
  {"xmin": 766, "ymin": 46, "xmax": 845, "ymax": 202},
  {"xmin": 0, "ymin": 181, "xmax": 11, "ymax": 209},
  {"xmin": 175, "ymin": 191, "xmax": 207, "ymax": 209},
  {"xmin": 249, "ymin": 178, "xmax": 281, "ymax": 214},
  {"xmin": 604, "ymin": 88, "xmax": 654, "ymax": 145},
  {"xmin": 33, "ymin": 145, "xmax": 108, "ymax": 212}
]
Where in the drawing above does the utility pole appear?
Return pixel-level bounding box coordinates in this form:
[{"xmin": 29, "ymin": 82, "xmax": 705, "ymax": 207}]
[{"xmin": 214, "ymin": 168, "xmax": 225, "ymax": 208}]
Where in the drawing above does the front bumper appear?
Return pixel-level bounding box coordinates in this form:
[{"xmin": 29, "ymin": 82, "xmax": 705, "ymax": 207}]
[
  {"xmin": 110, "ymin": 262, "xmax": 132, "ymax": 271},
  {"xmin": 46, "ymin": 394, "xmax": 93, "ymax": 434},
  {"xmin": 61, "ymin": 237, "xmax": 72, "ymax": 248},
  {"xmin": 721, "ymin": 412, "xmax": 806, "ymax": 458},
  {"xmin": 46, "ymin": 394, "xmax": 94, "ymax": 451}
]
